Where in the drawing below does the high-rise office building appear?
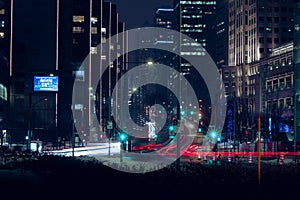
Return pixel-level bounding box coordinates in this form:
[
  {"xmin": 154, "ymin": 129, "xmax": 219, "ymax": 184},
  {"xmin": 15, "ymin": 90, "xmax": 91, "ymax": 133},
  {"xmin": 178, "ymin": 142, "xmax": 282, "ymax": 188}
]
[
  {"xmin": 173, "ymin": 0, "xmax": 217, "ymax": 133},
  {"xmin": 0, "ymin": 1, "xmax": 9, "ymax": 142},
  {"xmin": 154, "ymin": 8, "xmax": 174, "ymax": 29},
  {"xmin": 59, "ymin": 0, "xmax": 126, "ymax": 142},
  {"xmin": 0, "ymin": 0, "xmax": 10, "ymax": 59},
  {"xmin": 294, "ymin": 0, "xmax": 300, "ymax": 143},
  {"xmin": 229, "ymin": 0, "xmax": 295, "ymax": 101},
  {"xmin": 174, "ymin": 0, "xmax": 217, "ymax": 74},
  {"xmin": 207, "ymin": 0, "xmax": 228, "ymax": 68},
  {"xmin": 9, "ymin": 0, "xmax": 59, "ymax": 143},
  {"xmin": 229, "ymin": 0, "xmax": 295, "ymax": 66},
  {"xmin": 0, "ymin": 53, "xmax": 8, "ymax": 144},
  {"xmin": 228, "ymin": 0, "xmax": 296, "ymax": 136},
  {"xmin": 7, "ymin": 0, "xmax": 124, "ymax": 145}
]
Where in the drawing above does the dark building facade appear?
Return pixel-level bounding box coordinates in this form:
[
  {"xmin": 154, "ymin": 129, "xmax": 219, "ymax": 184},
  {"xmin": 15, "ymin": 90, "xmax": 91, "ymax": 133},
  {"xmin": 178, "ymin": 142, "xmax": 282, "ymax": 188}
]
[
  {"xmin": 174, "ymin": 0, "xmax": 217, "ymax": 74},
  {"xmin": 0, "ymin": 0, "xmax": 9, "ymax": 146},
  {"xmin": 7, "ymin": 0, "xmax": 125, "ymax": 145},
  {"xmin": 207, "ymin": 0, "xmax": 228, "ymax": 68},
  {"xmin": 222, "ymin": 42, "xmax": 295, "ymax": 146},
  {"xmin": 294, "ymin": 0, "xmax": 300, "ymax": 143},
  {"xmin": 250, "ymin": 42, "xmax": 294, "ymax": 146},
  {"xmin": 0, "ymin": 54, "xmax": 8, "ymax": 145},
  {"xmin": 228, "ymin": 0, "xmax": 296, "ymax": 139},
  {"xmin": 10, "ymin": 0, "xmax": 59, "ymax": 143},
  {"xmin": 0, "ymin": 0, "xmax": 10, "ymax": 59}
]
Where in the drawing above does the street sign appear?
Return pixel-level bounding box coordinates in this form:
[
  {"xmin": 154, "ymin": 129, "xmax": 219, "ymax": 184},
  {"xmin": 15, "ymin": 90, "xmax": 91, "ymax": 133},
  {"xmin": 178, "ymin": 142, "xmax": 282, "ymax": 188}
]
[{"xmin": 107, "ymin": 121, "xmax": 113, "ymax": 130}]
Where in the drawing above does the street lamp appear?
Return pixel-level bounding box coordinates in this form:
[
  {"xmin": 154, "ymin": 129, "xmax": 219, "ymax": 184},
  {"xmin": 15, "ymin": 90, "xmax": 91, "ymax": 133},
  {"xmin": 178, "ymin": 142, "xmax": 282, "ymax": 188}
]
[{"xmin": 146, "ymin": 61, "xmax": 154, "ymax": 66}]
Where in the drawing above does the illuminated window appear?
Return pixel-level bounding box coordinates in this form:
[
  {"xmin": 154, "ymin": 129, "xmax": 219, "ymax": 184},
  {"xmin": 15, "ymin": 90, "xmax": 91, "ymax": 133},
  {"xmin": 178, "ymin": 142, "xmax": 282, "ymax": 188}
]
[
  {"xmin": 91, "ymin": 47, "xmax": 97, "ymax": 54},
  {"xmin": 0, "ymin": 32, "xmax": 4, "ymax": 38},
  {"xmin": 0, "ymin": 84, "xmax": 7, "ymax": 101},
  {"xmin": 101, "ymin": 28, "xmax": 106, "ymax": 35},
  {"xmin": 91, "ymin": 17, "xmax": 98, "ymax": 24},
  {"xmin": 91, "ymin": 27, "xmax": 97, "ymax": 34},
  {"xmin": 231, "ymin": 71, "xmax": 236, "ymax": 78},
  {"xmin": 265, "ymin": 27, "xmax": 272, "ymax": 33},
  {"xmin": 73, "ymin": 27, "xmax": 84, "ymax": 33},
  {"xmin": 224, "ymin": 70, "xmax": 229, "ymax": 77},
  {"xmin": 0, "ymin": 9, "xmax": 4, "ymax": 15},
  {"xmin": 73, "ymin": 16, "xmax": 84, "ymax": 23}
]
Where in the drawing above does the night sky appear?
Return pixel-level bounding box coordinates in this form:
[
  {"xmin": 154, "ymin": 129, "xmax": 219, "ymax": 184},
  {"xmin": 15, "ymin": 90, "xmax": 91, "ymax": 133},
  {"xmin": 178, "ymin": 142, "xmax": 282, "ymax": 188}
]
[{"xmin": 109, "ymin": 0, "xmax": 174, "ymax": 29}]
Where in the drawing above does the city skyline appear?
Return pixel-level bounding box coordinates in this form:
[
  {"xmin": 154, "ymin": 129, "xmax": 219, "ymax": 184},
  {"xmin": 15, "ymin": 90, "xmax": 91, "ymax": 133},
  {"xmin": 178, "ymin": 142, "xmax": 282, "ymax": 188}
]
[
  {"xmin": 109, "ymin": 0, "xmax": 174, "ymax": 29},
  {"xmin": 1, "ymin": 0, "xmax": 300, "ymax": 198},
  {"xmin": 0, "ymin": 0, "xmax": 299, "ymax": 149}
]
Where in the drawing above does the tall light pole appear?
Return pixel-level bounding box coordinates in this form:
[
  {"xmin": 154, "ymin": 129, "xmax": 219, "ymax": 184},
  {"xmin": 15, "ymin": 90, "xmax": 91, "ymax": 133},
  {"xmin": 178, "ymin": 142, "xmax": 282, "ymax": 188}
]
[{"xmin": 72, "ymin": 111, "xmax": 75, "ymax": 157}]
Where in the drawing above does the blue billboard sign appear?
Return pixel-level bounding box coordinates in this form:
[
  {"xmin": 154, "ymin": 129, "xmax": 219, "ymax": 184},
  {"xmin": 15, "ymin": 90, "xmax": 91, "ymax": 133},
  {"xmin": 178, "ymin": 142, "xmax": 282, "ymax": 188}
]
[{"xmin": 34, "ymin": 76, "xmax": 59, "ymax": 92}]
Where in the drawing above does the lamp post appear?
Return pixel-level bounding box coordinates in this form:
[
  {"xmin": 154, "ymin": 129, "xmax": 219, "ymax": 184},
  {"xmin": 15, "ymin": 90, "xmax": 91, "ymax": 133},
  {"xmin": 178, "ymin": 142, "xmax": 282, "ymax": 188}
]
[{"xmin": 72, "ymin": 113, "xmax": 75, "ymax": 157}]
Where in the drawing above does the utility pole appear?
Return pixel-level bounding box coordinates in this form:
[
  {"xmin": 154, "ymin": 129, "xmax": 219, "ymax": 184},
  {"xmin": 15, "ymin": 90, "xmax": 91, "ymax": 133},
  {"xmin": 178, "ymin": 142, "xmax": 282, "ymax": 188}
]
[
  {"xmin": 258, "ymin": 114, "xmax": 261, "ymax": 188},
  {"xmin": 175, "ymin": 2, "xmax": 183, "ymax": 170},
  {"xmin": 27, "ymin": 93, "xmax": 32, "ymax": 152},
  {"xmin": 71, "ymin": 105, "xmax": 75, "ymax": 157}
]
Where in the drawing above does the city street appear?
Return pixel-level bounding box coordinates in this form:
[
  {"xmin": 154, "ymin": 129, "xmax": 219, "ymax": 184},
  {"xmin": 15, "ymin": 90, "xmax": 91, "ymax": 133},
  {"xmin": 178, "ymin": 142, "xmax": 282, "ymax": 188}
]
[
  {"xmin": 1, "ymin": 0, "xmax": 300, "ymax": 198},
  {"xmin": 48, "ymin": 142, "xmax": 120, "ymax": 157}
]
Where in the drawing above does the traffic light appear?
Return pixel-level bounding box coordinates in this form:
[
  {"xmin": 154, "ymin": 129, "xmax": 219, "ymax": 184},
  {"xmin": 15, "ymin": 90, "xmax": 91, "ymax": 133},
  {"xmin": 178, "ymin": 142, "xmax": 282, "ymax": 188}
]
[
  {"xmin": 169, "ymin": 125, "xmax": 175, "ymax": 139},
  {"xmin": 209, "ymin": 130, "xmax": 217, "ymax": 140},
  {"xmin": 198, "ymin": 112, "xmax": 202, "ymax": 120},
  {"xmin": 180, "ymin": 110, "xmax": 185, "ymax": 116},
  {"xmin": 198, "ymin": 127, "xmax": 202, "ymax": 133},
  {"xmin": 119, "ymin": 132, "xmax": 127, "ymax": 142}
]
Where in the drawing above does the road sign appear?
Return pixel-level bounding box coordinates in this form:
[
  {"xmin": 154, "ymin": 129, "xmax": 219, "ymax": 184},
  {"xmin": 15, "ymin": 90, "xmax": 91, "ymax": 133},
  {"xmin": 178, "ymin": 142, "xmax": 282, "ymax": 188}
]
[{"xmin": 107, "ymin": 121, "xmax": 113, "ymax": 130}]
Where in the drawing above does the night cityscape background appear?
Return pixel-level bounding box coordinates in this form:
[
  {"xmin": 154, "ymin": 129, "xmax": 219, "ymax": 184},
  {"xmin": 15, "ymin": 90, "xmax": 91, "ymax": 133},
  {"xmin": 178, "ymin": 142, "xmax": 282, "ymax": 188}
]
[{"xmin": 1, "ymin": 0, "xmax": 300, "ymax": 198}]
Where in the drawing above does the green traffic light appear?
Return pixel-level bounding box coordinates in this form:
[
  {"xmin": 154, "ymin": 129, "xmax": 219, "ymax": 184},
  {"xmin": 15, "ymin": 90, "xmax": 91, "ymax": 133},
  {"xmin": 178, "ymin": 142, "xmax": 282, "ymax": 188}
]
[
  {"xmin": 119, "ymin": 132, "xmax": 127, "ymax": 141},
  {"xmin": 198, "ymin": 128, "xmax": 202, "ymax": 133},
  {"xmin": 209, "ymin": 131, "xmax": 217, "ymax": 139},
  {"xmin": 169, "ymin": 125, "xmax": 175, "ymax": 132}
]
